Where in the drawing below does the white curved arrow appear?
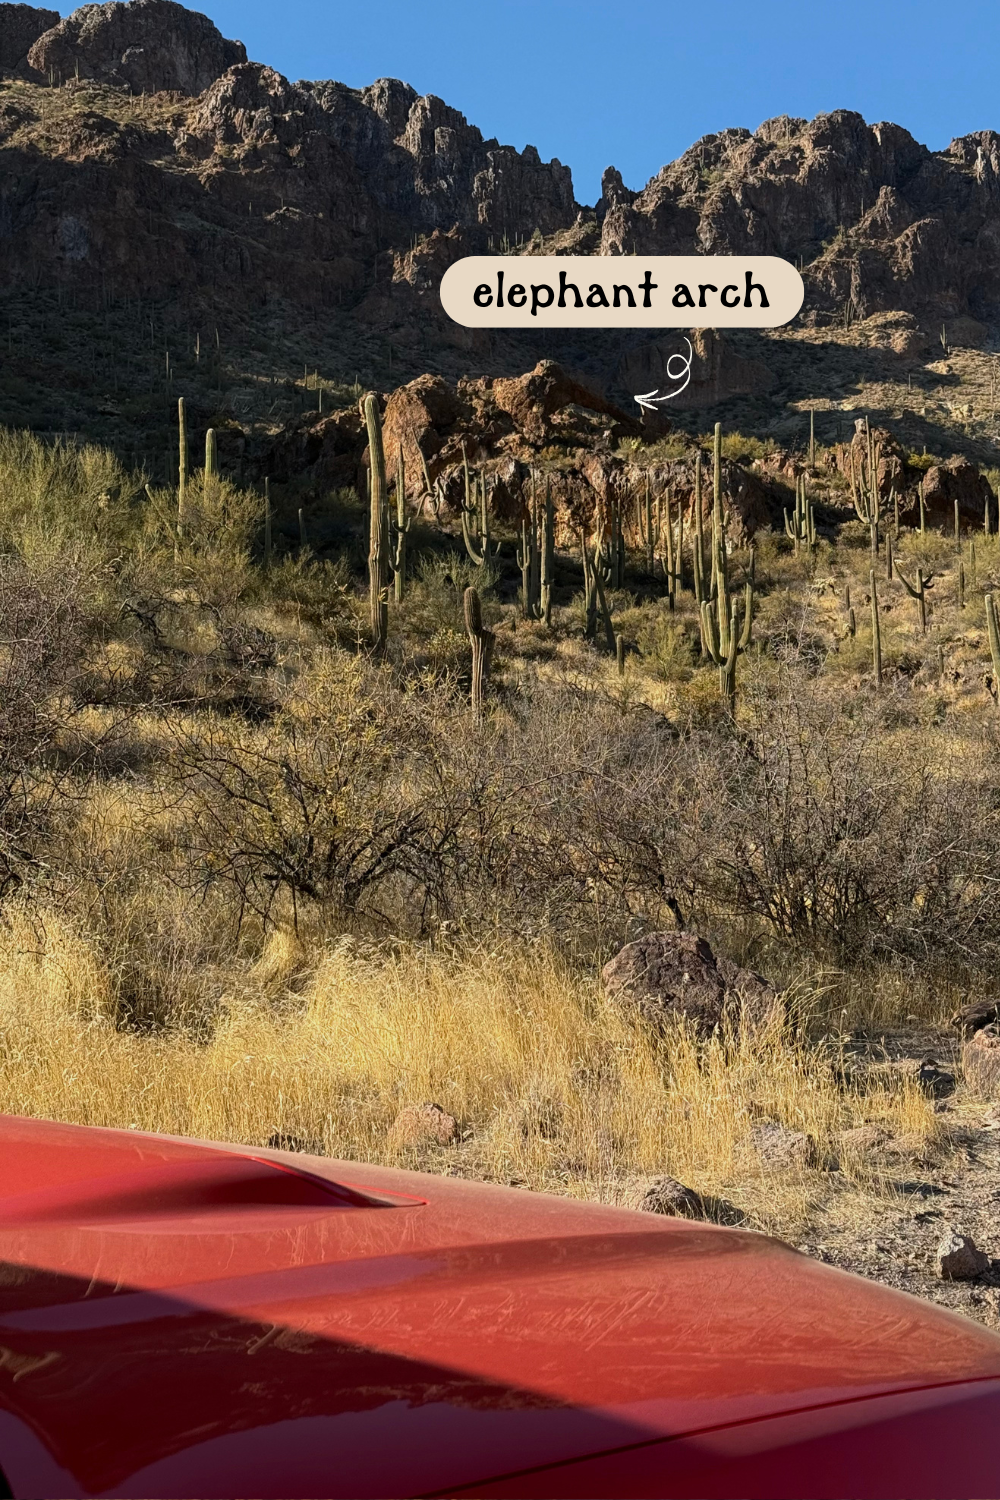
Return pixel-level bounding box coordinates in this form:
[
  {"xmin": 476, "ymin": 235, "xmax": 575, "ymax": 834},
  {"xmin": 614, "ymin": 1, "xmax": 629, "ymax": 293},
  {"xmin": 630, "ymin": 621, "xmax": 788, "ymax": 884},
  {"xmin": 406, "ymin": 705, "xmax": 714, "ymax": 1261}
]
[{"xmin": 633, "ymin": 338, "xmax": 694, "ymax": 411}]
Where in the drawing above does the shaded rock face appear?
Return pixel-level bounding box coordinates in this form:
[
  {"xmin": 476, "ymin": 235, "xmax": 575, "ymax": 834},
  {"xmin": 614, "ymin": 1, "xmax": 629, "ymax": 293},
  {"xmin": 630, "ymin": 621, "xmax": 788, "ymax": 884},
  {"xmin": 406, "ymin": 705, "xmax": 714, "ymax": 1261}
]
[
  {"xmin": 599, "ymin": 109, "xmax": 1000, "ymax": 323},
  {"xmin": 27, "ymin": 0, "xmax": 246, "ymax": 93},
  {"xmin": 601, "ymin": 931, "xmax": 780, "ymax": 1035},
  {"xmin": 921, "ymin": 455, "xmax": 995, "ymax": 528},
  {"xmin": 616, "ymin": 329, "xmax": 776, "ymax": 410},
  {"xmin": 0, "ymin": 4, "xmax": 58, "ymax": 76}
]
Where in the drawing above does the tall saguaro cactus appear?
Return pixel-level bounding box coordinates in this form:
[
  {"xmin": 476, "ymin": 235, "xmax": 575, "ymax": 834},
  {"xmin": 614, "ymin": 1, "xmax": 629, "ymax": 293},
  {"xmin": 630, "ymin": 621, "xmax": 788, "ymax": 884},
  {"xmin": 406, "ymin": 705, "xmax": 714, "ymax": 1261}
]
[
  {"xmin": 540, "ymin": 480, "xmax": 555, "ymax": 627},
  {"xmin": 986, "ymin": 593, "xmax": 1000, "ymax": 708},
  {"xmin": 784, "ymin": 473, "xmax": 816, "ymax": 552},
  {"xmin": 464, "ymin": 587, "xmax": 494, "ymax": 717},
  {"xmin": 850, "ymin": 417, "xmax": 885, "ymax": 560},
  {"xmin": 699, "ymin": 424, "xmax": 754, "ymax": 709},
  {"xmin": 391, "ymin": 441, "xmax": 410, "ymax": 604},
  {"xmin": 870, "ymin": 569, "xmax": 882, "ymax": 686},
  {"xmin": 692, "ymin": 450, "xmax": 707, "ymax": 611},
  {"xmin": 517, "ymin": 473, "xmax": 541, "ymax": 620},
  {"xmin": 361, "ymin": 392, "xmax": 389, "ymax": 653},
  {"xmin": 460, "ymin": 443, "xmax": 501, "ymax": 566},
  {"xmin": 637, "ymin": 474, "xmax": 660, "ymax": 577},
  {"xmin": 895, "ymin": 559, "xmax": 936, "ymax": 634},
  {"xmin": 177, "ymin": 396, "xmax": 188, "ymax": 538}
]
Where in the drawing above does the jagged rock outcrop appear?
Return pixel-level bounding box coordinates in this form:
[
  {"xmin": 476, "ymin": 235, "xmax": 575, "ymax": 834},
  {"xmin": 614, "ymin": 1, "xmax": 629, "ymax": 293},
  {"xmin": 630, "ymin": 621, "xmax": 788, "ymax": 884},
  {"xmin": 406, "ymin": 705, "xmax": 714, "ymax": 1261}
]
[
  {"xmin": 263, "ymin": 366, "xmax": 781, "ymax": 542},
  {"xmin": 921, "ymin": 455, "xmax": 995, "ymax": 527},
  {"xmin": 27, "ymin": 0, "xmax": 246, "ymax": 92},
  {"xmin": 0, "ymin": 3, "xmax": 58, "ymax": 76},
  {"xmin": 599, "ymin": 109, "xmax": 1000, "ymax": 324}
]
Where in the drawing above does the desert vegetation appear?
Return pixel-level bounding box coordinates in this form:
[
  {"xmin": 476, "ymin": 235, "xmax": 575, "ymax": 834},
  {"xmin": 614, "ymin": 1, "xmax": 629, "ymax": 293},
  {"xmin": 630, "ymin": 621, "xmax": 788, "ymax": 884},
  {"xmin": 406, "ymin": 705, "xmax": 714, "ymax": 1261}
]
[{"xmin": 0, "ymin": 406, "xmax": 998, "ymax": 1276}]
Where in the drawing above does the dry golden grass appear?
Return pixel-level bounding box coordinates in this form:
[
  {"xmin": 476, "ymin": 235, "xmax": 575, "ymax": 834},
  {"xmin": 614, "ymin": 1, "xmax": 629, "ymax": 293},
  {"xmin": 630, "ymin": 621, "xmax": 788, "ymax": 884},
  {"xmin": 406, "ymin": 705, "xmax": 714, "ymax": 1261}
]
[{"xmin": 0, "ymin": 910, "xmax": 940, "ymax": 1234}]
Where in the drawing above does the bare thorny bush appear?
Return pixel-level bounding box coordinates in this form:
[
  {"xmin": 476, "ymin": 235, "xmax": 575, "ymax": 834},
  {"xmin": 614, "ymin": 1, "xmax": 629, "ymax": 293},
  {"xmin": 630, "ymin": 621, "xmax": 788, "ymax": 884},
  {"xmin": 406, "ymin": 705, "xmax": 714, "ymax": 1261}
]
[
  {"xmin": 156, "ymin": 653, "xmax": 1000, "ymax": 1004},
  {"xmin": 0, "ymin": 430, "xmax": 998, "ymax": 1036}
]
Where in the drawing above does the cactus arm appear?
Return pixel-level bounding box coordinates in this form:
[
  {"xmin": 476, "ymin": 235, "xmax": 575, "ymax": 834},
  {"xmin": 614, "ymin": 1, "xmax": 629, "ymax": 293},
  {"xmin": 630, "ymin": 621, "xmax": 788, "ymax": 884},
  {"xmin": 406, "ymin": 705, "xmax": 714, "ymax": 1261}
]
[{"xmin": 361, "ymin": 392, "xmax": 389, "ymax": 652}]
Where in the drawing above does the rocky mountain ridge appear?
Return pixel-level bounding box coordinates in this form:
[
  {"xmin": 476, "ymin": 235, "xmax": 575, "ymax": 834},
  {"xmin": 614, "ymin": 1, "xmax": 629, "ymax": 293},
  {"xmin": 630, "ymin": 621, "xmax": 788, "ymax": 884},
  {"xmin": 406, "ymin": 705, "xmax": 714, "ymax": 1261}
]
[{"xmin": 1, "ymin": 0, "xmax": 1000, "ymax": 474}]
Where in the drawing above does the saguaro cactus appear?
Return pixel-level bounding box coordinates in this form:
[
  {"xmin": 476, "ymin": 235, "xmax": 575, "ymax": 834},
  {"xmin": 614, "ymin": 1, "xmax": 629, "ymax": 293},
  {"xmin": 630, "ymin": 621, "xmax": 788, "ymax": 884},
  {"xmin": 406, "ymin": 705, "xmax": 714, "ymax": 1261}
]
[
  {"xmin": 895, "ymin": 559, "xmax": 936, "ymax": 633},
  {"xmin": 204, "ymin": 427, "xmax": 218, "ymax": 483},
  {"xmin": 637, "ymin": 474, "xmax": 660, "ymax": 576},
  {"xmin": 177, "ymin": 396, "xmax": 187, "ymax": 537},
  {"xmin": 986, "ymin": 593, "xmax": 1000, "ymax": 709},
  {"xmin": 850, "ymin": 417, "xmax": 885, "ymax": 559},
  {"xmin": 361, "ymin": 392, "xmax": 389, "ymax": 653},
  {"xmin": 986, "ymin": 592, "xmax": 1000, "ymax": 707},
  {"xmin": 517, "ymin": 474, "xmax": 541, "ymax": 620},
  {"xmin": 540, "ymin": 480, "xmax": 555, "ymax": 626},
  {"xmin": 691, "ymin": 451, "xmax": 707, "ymax": 612},
  {"xmin": 784, "ymin": 473, "xmax": 816, "ymax": 552},
  {"xmin": 464, "ymin": 587, "xmax": 495, "ymax": 717},
  {"xmin": 870, "ymin": 569, "xmax": 882, "ymax": 686},
  {"xmin": 701, "ymin": 580, "xmax": 754, "ymax": 712},
  {"xmin": 391, "ymin": 441, "xmax": 411, "ymax": 603},
  {"xmin": 460, "ymin": 444, "xmax": 501, "ymax": 566}
]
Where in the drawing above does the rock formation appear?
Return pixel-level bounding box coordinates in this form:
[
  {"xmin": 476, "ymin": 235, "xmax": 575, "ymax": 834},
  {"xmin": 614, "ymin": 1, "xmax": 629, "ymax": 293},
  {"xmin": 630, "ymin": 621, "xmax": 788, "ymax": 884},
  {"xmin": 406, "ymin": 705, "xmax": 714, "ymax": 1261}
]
[
  {"xmin": 601, "ymin": 931, "xmax": 780, "ymax": 1035},
  {"xmin": 0, "ymin": 3, "xmax": 58, "ymax": 76},
  {"xmin": 598, "ymin": 110, "xmax": 1000, "ymax": 325},
  {"xmin": 26, "ymin": 0, "xmax": 246, "ymax": 92}
]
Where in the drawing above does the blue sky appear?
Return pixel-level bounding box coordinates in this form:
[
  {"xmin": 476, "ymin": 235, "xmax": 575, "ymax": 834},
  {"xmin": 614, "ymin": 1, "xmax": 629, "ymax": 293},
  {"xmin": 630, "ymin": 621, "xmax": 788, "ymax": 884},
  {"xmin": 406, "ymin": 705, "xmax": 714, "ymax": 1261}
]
[{"xmin": 57, "ymin": 1, "xmax": 1000, "ymax": 205}]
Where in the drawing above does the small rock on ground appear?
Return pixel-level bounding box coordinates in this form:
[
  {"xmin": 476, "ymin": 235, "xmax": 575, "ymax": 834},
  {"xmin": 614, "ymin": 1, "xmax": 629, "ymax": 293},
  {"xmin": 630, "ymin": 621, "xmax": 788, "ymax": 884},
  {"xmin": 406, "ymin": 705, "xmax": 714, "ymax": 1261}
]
[
  {"xmin": 937, "ymin": 1231, "xmax": 991, "ymax": 1281},
  {"xmin": 640, "ymin": 1175, "xmax": 745, "ymax": 1226},
  {"xmin": 389, "ymin": 1102, "xmax": 458, "ymax": 1147},
  {"xmin": 751, "ymin": 1121, "xmax": 817, "ymax": 1169}
]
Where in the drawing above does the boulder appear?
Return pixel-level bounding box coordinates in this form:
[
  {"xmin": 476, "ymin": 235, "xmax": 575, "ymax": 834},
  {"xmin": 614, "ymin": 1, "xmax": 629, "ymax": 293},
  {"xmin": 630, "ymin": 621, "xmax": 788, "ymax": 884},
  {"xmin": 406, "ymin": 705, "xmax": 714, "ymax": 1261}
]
[
  {"xmin": 601, "ymin": 931, "xmax": 780, "ymax": 1035},
  {"xmin": 381, "ymin": 374, "xmax": 463, "ymax": 501},
  {"xmin": 936, "ymin": 1230, "xmax": 990, "ymax": 1281},
  {"xmin": 0, "ymin": 3, "xmax": 58, "ymax": 76},
  {"xmin": 921, "ymin": 455, "xmax": 994, "ymax": 529},
  {"xmin": 389, "ymin": 1102, "xmax": 457, "ymax": 1147},
  {"xmin": 951, "ymin": 998, "xmax": 1000, "ymax": 1039},
  {"xmin": 27, "ymin": 0, "xmax": 246, "ymax": 94},
  {"xmin": 963, "ymin": 1025, "xmax": 1000, "ymax": 1098},
  {"xmin": 750, "ymin": 1121, "xmax": 817, "ymax": 1170},
  {"xmin": 491, "ymin": 360, "xmax": 639, "ymax": 445},
  {"xmin": 640, "ymin": 1175, "xmax": 745, "ymax": 1225},
  {"xmin": 888, "ymin": 1056, "xmax": 955, "ymax": 1097}
]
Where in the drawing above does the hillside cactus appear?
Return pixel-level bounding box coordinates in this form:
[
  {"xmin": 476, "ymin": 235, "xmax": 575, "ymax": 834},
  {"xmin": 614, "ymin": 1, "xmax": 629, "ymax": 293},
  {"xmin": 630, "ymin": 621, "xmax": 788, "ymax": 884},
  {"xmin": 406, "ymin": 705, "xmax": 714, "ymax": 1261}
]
[
  {"xmin": 517, "ymin": 473, "xmax": 541, "ymax": 620},
  {"xmin": 463, "ymin": 586, "xmax": 495, "ymax": 717},
  {"xmin": 204, "ymin": 427, "xmax": 217, "ymax": 483},
  {"xmin": 460, "ymin": 443, "xmax": 501, "ymax": 566},
  {"xmin": 895, "ymin": 558, "xmax": 937, "ymax": 634},
  {"xmin": 177, "ymin": 396, "xmax": 187, "ymax": 537},
  {"xmin": 361, "ymin": 392, "xmax": 389, "ymax": 653},
  {"xmin": 390, "ymin": 441, "xmax": 411, "ymax": 603},
  {"xmin": 986, "ymin": 593, "xmax": 1000, "ymax": 709},
  {"xmin": 870, "ymin": 569, "xmax": 882, "ymax": 686},
  {"xmin": 637, "ymin": 474, "xmax": 660, "ymax": 577},
  {"xmin": 784, "ymin": 473, "xmax": 815, "ymax": 552},
  {"xmin": 701, "ymin": 580, "xmax": 754, "ymax": 712},
  {"xmin": 540, "ymin": 480, "xmax": 555, "ymax": 626}
]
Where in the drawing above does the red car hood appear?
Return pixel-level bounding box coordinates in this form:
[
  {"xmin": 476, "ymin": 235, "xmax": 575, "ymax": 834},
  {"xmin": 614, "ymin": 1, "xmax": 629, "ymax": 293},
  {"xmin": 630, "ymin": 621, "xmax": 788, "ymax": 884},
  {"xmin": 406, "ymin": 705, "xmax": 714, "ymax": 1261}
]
[{"xmin": 0, "ymin": 1114, "xmax": 996, "ymax": 1498}]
